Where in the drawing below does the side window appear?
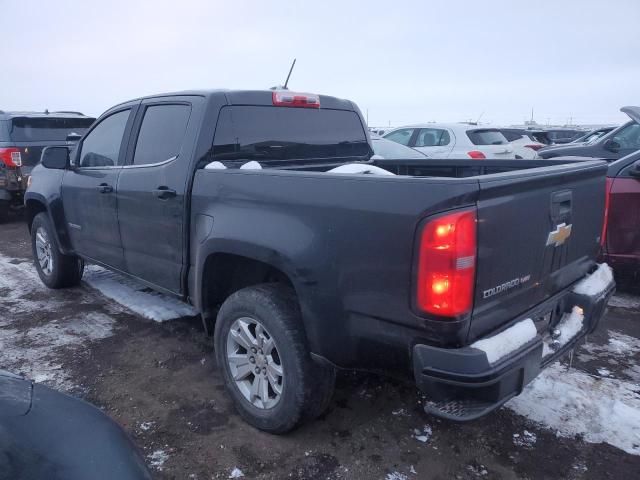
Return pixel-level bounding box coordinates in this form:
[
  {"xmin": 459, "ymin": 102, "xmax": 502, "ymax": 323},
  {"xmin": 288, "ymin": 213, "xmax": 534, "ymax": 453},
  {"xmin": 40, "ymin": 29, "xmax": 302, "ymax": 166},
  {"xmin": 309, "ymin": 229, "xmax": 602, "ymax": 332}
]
[
  {"xmin": 132, "ymin": 104, "xmax": 191, "ymax": 166},
  {"xmin": 79, "ymin": 110, "xmax": 130, "ymax": 167},
  {"xmin": 612, "ymin": 123, "xmax": 640, "ymax": 150},
  {"xmin": 384, "ymin": 129, "xmax": 414, "ymax": 146},
  {"xmin": 415, "ymin": 129, "xmax": 450, "ymax": 147},
  {"xmin": 438, "ymin": 130, "xmax": 451, "ymax": 146}
]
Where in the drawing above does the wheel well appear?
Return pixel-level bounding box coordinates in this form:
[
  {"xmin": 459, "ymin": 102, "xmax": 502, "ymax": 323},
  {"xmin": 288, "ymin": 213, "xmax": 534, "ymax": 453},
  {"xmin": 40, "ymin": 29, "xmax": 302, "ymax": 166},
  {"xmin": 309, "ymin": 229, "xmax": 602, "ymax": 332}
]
[
  {"xmin": 25, "ymin": 200, "xmax": 47, "ymax": 231},
  {"xmin": 201, "ymin": 253, "xmax": 295, "ymax": 327}
]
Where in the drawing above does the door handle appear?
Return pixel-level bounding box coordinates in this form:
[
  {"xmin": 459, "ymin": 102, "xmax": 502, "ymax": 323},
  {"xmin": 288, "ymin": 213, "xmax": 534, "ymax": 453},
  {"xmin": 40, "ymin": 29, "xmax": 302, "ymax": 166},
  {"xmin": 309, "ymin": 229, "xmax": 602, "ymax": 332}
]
[
  {"xmin": 97, "ymin": 183, "xmax": 113, "ymax": 194},
  {"xmin": 153, "ymin": 186, "xmax": 177, "ymax": 199}
]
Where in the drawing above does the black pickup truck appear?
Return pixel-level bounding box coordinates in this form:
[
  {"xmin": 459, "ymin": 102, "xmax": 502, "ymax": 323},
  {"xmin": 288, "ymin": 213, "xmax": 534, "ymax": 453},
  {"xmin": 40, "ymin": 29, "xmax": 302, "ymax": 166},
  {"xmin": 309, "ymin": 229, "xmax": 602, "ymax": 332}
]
[{"xmin": 26, "ymin": 89, "xmax": 615, "ymax": 433}]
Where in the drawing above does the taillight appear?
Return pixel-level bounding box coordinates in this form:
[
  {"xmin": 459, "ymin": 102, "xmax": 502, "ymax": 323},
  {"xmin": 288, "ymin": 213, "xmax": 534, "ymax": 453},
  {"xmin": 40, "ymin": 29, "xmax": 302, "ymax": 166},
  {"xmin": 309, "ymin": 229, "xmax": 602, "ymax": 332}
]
[
  {"xmin": 467, "ymin": 150, "xmax": 486, "ymax": 159},
  {"xmin": 415, "ymin": 209, "xmax": 477, "ymax": 318},
  {"xmin": 272, "ymin": 91, "xmax": 320, "ymax": 108},
  {"xmin": 0, "ymin": 148, "xmax": 22, "ymax": 167},
  {"xmin": 524, "ymin": 144, "xmax": 544, "ymax": 151},
  {"xmin": 601, "ymin": 177, "xmax": 613, "ymax": 248}
]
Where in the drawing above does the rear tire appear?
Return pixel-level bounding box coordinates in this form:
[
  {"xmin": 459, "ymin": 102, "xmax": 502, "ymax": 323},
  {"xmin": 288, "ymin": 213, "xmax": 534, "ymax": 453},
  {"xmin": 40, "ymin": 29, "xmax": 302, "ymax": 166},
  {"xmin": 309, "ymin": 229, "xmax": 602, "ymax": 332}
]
[
  {"xmin": 31, "ymin": 212, "xmax": 84, "ymax": 289},
  {"xmin": 214, "ymin": 283, "xmax": 335, "ymax": 433}
]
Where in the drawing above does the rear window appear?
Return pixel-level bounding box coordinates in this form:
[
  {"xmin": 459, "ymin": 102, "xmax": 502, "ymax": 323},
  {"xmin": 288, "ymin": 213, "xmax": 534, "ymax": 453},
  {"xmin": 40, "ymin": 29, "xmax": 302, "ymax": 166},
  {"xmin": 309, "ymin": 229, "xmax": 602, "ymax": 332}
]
[
  {"xmin": 500, "ymin": 130, "xmax": 525, "ymax": 142},
  {"xmin": 9, "ymin": 117, "xmax": 95, "ymax": 142},
  {"xmin": 212, "ymin": 106, "xmax": 371, "ymax": 164},
  {"xmin": 466, "ymin": 129, "xmax": 508, "ymax": 145}
]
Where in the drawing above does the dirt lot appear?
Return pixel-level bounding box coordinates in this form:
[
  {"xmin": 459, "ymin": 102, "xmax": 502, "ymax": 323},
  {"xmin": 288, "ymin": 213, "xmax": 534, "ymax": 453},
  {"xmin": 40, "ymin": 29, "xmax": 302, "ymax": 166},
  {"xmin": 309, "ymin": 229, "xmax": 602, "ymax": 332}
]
[{"xmin": 1, "ymin": 213, "xmax": 639, "ymax": 480}]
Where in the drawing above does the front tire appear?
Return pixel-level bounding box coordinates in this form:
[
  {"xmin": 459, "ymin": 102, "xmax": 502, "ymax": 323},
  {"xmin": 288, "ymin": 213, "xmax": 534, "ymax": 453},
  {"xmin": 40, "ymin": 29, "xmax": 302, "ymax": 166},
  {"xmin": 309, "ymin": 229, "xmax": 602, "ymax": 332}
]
[
  {"xmin": 31, "ymin": 212, "xmax": 84, "ymax": 289},
  {"xmin": 215, "ymin": 284, "xmax": 335, "ymax": 434}
]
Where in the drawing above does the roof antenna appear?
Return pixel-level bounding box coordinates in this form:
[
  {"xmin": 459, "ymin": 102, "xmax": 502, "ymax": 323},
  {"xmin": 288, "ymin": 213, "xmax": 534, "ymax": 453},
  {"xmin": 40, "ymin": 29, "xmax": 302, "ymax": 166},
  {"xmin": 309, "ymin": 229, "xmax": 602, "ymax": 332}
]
[{"xmin": 283, "ymin": 58, "xmax": 296, "ymax": 90}]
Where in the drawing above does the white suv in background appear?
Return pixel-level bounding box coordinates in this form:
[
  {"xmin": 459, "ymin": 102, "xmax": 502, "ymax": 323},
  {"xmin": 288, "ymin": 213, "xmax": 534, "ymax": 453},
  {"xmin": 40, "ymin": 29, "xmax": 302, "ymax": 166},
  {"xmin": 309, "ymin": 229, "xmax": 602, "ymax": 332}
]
[
  {"xmin": 383, "ymin": 123, "xmax": 515, "ymax": 159},
  {"xmin": 498, "ymin": 128, "xmax": 546, "ymax": 159}
]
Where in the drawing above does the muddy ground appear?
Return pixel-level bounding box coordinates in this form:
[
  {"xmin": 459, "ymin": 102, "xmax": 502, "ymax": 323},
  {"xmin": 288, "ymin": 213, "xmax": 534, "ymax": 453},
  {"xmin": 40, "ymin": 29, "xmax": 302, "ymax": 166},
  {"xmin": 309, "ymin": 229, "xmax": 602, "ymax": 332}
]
[{"xmin": 1, "ymin": 212, "xmax": 639, "ymax": 480}]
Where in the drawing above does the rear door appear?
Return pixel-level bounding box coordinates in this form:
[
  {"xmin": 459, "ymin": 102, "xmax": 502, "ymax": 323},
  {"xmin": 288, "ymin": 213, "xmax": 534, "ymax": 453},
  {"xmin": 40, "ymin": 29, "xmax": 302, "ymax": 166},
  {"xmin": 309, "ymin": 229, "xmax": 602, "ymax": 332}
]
[
  {"xmin": 468, "ymin": 161, "xmax": 608, "ymax": 341},
  {"xmin": 61, "ymin": 107, "xmax": 136, "ymax": 270},
  {"xmin": 466, "ymin": 129, "xmax": 515, "ymax": 159},
  {"xmin": 116, "ymin": 96, "xmax": 201, "ymax": 294}
]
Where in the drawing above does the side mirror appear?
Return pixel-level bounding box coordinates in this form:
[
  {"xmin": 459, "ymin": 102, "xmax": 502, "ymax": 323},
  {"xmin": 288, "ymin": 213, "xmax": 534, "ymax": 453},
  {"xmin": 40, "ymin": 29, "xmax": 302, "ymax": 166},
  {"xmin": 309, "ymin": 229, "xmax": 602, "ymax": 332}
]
[
  {"xmin": 603, "ymin": 138, "xmax": 620, "ymax": 153},
  {"xmin": 41, "ymin": 146, "xmax": 70, "ymax": 170},
  {"xmin": 66, "ymin": 132, "xmax": 82, "ymax": 142}
]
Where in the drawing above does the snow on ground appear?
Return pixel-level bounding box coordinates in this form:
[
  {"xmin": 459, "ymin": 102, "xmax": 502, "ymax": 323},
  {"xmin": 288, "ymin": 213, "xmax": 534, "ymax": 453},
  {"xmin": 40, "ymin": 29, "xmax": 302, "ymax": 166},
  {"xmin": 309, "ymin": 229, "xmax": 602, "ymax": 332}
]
[
  {"xmin": 609, "ymin": 293, "xmax": 640, "ymax": 310},
  {"xmin": 148, "ymin": 450, "xmax": 169, "ymax": 471},
  {"xmin": 84, "ymin": 265, "xmax": 198, "ymax": 322},
  {"xmin": 228, "ymin": 467, "xmax": 245, "ymax": 478},
  {"xmin": 0, "ymin": 254, "xmax": 116, "ymax": 390},
  {"xmin": 507, "ymin": 362, "xmax": 640, "ymax": 455}
]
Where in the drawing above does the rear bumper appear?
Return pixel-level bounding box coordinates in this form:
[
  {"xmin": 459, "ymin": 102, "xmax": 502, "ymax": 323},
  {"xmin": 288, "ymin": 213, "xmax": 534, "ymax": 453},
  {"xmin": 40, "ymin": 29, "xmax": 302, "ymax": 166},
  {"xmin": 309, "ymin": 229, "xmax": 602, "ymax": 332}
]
[{"xmin": 413, "ymin": 269, "xmax": 615, "ymax": 421}]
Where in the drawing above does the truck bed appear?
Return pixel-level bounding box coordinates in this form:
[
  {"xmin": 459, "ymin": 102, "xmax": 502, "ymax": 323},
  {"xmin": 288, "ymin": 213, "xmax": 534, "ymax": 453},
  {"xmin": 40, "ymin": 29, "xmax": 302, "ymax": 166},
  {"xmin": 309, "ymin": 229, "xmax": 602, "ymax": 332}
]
[{"xmin": 192, "ymin": 157, "xmax": 608, "ymax": 368}]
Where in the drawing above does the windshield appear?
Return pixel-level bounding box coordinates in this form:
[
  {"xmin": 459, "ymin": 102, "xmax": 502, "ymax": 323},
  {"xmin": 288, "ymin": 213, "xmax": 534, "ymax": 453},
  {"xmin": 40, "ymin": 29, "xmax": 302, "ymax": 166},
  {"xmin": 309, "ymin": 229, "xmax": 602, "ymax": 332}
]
[{"xmin": 9, "ymin": 117, "xmax": 94, "ymax": 142}]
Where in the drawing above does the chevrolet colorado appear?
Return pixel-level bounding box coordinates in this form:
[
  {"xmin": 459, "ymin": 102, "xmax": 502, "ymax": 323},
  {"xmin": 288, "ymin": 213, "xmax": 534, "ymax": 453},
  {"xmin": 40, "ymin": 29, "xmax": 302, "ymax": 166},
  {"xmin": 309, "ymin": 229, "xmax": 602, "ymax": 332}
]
[{"xmin": 26, "ymin": 89, "xmax": 615, "ymax": 433}]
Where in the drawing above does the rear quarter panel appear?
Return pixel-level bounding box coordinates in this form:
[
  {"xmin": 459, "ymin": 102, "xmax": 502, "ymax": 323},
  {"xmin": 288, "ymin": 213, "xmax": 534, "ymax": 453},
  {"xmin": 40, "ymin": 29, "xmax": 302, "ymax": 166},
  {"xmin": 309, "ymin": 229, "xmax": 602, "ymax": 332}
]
[{"xmin": 190, "ymin": 169, "xmax": 479, "ymax": 367}]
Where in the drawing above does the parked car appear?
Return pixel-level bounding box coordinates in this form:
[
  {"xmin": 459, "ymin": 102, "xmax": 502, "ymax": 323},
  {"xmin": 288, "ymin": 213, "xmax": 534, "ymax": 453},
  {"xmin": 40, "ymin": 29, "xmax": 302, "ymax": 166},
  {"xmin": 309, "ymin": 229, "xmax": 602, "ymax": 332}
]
[
  {"xmin": 602, "ymin": 151, "xmax": 640, "ymax": 278},
  {"xmin": 0, "ymin": 110, "xmax": 94, "ymax": 222},
  {"xmin": 27, "ymin": 89, "xmax": 613, "ymax": 433},
  {"xmin": 383, "ymin": 124, "xmax": 515, "ymax": 159},
  {"xmin": 0, "ymin": 370, "xmax": 151, "ymax": 480},
  {"xmin": 570, "ymin": 126, "xmax": 616, "ymax": 145},
  {"xmin": 498, "ymin": 128, "xmax": 546, "ymax": 159},
  {"xmin": 543, "ymin": 128, "xmax": 585, "ymax": 144},
  {"xmin": 539, "ymin": 107, "xmax": 640, "ymax": 161},
  {"xmin": 371, "ymin": 135, "xmax": 428, "ymax": 159}
]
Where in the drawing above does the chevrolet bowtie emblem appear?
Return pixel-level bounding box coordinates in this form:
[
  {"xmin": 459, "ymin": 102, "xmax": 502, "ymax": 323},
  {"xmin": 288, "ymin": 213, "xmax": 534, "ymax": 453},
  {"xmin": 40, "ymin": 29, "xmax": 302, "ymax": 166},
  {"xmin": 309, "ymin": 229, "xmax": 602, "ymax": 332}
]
[{"xmin": 546, "ymin": 223, "xmax": 572, "ymax": 247}]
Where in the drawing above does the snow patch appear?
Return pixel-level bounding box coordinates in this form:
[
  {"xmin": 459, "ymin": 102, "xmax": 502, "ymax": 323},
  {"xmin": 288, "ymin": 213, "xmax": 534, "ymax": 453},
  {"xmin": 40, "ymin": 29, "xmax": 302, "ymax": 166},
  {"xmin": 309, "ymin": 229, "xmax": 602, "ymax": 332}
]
[
  {"xmin": 229, "ymin": 467, "xmax": 245, "ymax": 478},
  {"xmin": 328, "ymin": 163, "xmax": 395, "ymax": 175},
  {"xmin": 471, "ymin": 318, "xmax": 537, "ymax": 364},
  {"xmin": 386, "ymin": 473, "xmax": 408, "ymax": 480},
  {"xmin": 84, "ymin": 265, "xmax": 197, "ymax": 322},
  {"xmin": 507, "ymin": 362, "xmax": 640, "ymax": 455},
  {"xmin": 572, "ymin": 263, "xmax": 613, "ymax": 296},
  {"xmin": 204, "ymin": 161, "xmax": 227, "ymax": 170},
  {"xmin": 148, "ymin": 450, "xmax": 169, "ymax": 470},
  {"xmin": 240, "ymin": 161, "xmax": 262, "ymax": 170},
  {"xmin": 609, "ymin": 293, "xmax": 640, "ymax": 310},
  {"xmin": 413, "ymin": 425, "xmax": 432, "ymax": 443},
  {"xmin": 542, "ymin": 306, "xmax": 584, "ymax": 357},
  {"xmin": 139, "ymin": 421, "xmax": 155, "ymax": 432},
  {"xmin": 512, "ymin": 430, "xmax": 537, "ymax": 448}
]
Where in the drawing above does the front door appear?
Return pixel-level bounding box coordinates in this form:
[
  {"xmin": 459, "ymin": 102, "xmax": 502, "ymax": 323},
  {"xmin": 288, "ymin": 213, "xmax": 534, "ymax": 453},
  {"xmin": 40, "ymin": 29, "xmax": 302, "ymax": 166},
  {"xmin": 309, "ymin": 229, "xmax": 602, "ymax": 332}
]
[
  {"xmin": 116, "ymin": 99, "xmax": 197, "ymax": 294},
  {"xmin": 61, "ymin": 108, "xmax": 134, "ymax": 270}
]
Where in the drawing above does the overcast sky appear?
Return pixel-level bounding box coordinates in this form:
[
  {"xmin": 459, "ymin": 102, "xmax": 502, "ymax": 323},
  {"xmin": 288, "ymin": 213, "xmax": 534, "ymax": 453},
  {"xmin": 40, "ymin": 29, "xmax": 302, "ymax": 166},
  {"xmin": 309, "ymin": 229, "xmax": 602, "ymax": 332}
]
[{"xmin": 2, "ymin": 0, "xmax": 638, "ymax": 127}]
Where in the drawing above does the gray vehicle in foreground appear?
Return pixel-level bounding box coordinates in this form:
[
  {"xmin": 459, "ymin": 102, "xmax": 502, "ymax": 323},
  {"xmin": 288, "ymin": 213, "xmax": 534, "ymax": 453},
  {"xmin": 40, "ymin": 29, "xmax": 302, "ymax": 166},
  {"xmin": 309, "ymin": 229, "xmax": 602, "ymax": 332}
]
[
  {"xmin": 0, "ymin": 370, "xmax": 151, "ymax": 480},
  {"xmin": 26, "ymin": 89, "xmax": 614, "ymax": 432}
]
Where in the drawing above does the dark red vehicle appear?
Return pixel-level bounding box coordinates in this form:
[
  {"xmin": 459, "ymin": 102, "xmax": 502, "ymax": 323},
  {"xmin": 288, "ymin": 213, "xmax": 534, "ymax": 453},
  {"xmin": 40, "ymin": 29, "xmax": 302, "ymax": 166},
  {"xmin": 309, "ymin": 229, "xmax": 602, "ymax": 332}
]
[{"xmin": 602, "ymin": 150, "xmax": 640, "ymax": 277}]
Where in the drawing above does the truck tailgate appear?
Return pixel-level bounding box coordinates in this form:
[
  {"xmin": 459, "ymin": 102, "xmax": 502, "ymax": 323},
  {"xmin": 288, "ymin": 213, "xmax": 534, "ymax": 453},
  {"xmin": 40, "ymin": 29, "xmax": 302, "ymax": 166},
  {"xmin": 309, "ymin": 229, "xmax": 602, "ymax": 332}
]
[{"xmin": 468, "ymin": 160, "xmax": 608, "ymax": 342}]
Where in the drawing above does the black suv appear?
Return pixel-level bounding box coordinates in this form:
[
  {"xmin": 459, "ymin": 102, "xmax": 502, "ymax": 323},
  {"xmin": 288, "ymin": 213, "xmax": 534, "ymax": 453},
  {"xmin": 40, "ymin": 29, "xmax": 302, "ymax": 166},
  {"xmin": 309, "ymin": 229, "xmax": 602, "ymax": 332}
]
[{"xmin": 0, "ymin": 111, "xmax": 94, "ymax": 221}]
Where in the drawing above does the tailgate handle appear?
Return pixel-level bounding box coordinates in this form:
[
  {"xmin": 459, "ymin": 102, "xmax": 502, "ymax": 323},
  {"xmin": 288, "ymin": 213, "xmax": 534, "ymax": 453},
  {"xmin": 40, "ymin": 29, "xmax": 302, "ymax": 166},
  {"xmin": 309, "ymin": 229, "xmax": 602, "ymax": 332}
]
[{"xmin": 550, "ymin": 190, "xmax": 572, "ymax": 221}]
